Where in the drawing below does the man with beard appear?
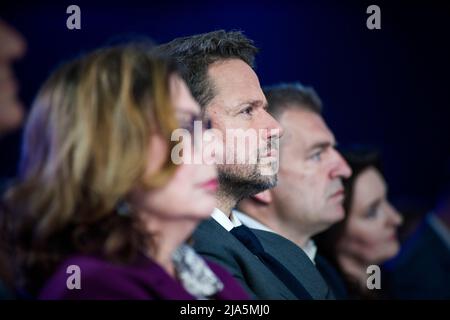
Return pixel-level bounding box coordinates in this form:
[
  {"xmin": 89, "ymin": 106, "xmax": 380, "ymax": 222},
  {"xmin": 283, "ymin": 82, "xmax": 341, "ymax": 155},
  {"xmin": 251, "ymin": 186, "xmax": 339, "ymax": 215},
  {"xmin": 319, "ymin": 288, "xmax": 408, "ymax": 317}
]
[{"xmin": 157, "ymin": 31, "xmax": 334, "ymax": 299}]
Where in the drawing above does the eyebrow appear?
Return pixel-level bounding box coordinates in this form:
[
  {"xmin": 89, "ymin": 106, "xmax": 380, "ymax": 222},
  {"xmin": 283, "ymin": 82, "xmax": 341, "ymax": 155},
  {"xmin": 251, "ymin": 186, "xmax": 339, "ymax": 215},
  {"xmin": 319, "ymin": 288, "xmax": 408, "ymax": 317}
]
[
  {"xmin": 306, "ymin": 141, "xmax": 333, "ymax": 153},
  {"xmin": 236, "ymin": 99, "xmax": 266, "ymax": 109}
]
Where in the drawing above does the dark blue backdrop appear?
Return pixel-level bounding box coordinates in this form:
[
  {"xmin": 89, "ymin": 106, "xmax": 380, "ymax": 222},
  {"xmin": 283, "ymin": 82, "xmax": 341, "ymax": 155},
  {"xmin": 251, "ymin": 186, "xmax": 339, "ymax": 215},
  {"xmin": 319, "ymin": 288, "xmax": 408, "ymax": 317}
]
[{"xmin": 1, "ymin": 0, "xmax": 449, "ymax": 214}]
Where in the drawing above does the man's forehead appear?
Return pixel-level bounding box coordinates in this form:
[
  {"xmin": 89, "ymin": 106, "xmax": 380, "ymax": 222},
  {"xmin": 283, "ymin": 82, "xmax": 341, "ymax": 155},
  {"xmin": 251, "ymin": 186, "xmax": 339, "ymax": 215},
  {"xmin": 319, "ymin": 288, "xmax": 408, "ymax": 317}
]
[
  {"xmin": 207, "ymin": 59, "xmax": 266, "ymax": 106},
  {"xmin": 208, "ymin": 58, "xmax": 256, "ymax": 78},
  {"xmin": 280, "ymin": 108, "xmax": 335, "ymax": 146}
]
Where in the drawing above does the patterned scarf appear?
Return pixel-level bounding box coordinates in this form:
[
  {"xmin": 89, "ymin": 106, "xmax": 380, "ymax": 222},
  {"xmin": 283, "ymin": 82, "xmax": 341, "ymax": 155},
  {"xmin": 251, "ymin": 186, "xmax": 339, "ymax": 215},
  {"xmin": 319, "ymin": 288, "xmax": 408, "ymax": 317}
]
[{"xmin": 172, "ymin": 244, "xmax": 224, "ymax": 299}]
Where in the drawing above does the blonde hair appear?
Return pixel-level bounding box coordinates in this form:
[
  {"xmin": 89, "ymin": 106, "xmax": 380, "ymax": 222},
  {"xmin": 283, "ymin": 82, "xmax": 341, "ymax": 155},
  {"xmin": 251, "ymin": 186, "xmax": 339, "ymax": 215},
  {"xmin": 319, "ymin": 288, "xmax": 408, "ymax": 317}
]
[{"xmin": 4, "ymin": 43, "xmax": 180, "ymax": 293}]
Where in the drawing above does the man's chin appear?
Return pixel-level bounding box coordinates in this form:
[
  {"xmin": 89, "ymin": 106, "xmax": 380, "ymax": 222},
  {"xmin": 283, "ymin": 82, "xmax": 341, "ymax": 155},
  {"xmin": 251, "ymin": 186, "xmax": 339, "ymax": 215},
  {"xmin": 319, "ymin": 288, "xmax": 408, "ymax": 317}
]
[
  {"xmin": 245, "ymin": 174, "xmax": 277, "ymax": 196},
  {"xmin": 218, "ymin": 169, "xmax": 277, "ymax": 199},
  {"xmin": 324, "ymin": 205, "xmax": 346, "ymax": 224},
  {"xmin": 257, "ymin": 173, "xmax": 277, "ymax": 189},
  {"xmin": 333, "ymin": 205, "xmax": 346, "ymax": 221}
]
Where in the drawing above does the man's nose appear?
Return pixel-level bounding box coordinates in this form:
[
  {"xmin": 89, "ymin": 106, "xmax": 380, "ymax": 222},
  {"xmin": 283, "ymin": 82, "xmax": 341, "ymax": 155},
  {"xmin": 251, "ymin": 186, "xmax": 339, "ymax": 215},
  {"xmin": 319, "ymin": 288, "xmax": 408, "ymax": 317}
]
[
  {"xmin": 330, "ymin": 150, "xmax": 352, "ymax": 179},
  {"xmin": 263, "ymin": 109, "xmax": 284, "ymax": 140}
]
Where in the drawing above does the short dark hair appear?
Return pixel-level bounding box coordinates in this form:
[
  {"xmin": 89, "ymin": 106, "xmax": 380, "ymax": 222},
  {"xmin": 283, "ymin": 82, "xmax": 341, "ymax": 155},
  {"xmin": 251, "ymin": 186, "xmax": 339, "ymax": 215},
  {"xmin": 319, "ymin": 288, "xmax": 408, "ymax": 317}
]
[
  {"xmin": 155, "ymin": 30, "xmax": 258, "ymax": 109},
  {"xmin": 341, "ymin": 147, "xmax": 383, "ymax": 215},
  {"xmin": 263, "ymin": 82, "xmax": 322, "ymax": 118}
]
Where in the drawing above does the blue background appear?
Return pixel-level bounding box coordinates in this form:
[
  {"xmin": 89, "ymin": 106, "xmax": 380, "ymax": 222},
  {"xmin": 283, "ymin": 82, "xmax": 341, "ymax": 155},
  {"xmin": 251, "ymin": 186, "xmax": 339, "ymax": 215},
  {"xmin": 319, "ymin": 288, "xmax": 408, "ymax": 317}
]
[{"xmin": 1, "ymin": 0, "xmax": 449, "ymax": 215}]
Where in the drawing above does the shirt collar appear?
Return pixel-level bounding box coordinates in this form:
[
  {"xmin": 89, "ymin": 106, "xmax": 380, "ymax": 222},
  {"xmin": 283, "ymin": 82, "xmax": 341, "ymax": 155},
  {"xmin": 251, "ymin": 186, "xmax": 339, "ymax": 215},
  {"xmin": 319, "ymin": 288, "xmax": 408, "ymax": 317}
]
[
  {"xmin": 172, "ymin": 244, "xmax": 224, "ymax": 299},
  {"xmin": 303, "ymin": 239, "xmax": 318, "ymax": 264},
  {"xmin": 211, "ymin": 208, "xmax": 242, "ymax": 232},
  {"xmin": 232, "ymin": 209, "xmax": 274, "ymax": 233}
]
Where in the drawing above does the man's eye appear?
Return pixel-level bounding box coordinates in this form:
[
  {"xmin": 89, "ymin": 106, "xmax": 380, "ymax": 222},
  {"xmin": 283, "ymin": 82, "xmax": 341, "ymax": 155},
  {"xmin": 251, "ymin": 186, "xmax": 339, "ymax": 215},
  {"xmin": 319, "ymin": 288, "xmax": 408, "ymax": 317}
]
[
  {"xmin": 240, "ymin": 106, "xmax": 253, "ymax": 116},
  {"xmin": 204, "ymin": 118, "xmax": 212, "ymax": 130},
  {"xmin": 310, "ymin": 151, "xmax": 322, "ymax": 162}
]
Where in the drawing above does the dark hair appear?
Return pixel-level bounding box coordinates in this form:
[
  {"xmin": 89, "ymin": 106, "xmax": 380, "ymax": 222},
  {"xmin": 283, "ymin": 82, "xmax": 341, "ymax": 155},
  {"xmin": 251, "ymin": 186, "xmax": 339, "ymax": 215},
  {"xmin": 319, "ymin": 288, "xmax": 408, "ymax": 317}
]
[
  {"xmin": 263, "ymin": 82, "xmax": 322, "ymax": 118},
  {"xmin": 315, "ymin": 146, "xmax": 383, "ymax": 298},
  {"xmin": 155, "ymin": 30, "xmax": 258, "ymax": 110},
  {"xmin": 341, "ymin": 147, "xmax": 383, "ymax": 215}
]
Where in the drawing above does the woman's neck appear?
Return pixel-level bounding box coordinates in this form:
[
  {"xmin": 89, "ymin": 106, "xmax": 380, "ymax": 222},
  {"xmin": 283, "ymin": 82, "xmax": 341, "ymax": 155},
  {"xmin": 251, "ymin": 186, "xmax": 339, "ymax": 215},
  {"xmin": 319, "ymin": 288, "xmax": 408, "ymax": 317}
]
[
  {"xmin": 148, "ymin": 233, "xmax": 178, "ymax": 277},
  {"xmin": 337, "ymin": 253, "xmax": 372, "ymax": 294},
  {"xmin": 140, "ymin": 213, "xmax": 198, "ymax": 278}
]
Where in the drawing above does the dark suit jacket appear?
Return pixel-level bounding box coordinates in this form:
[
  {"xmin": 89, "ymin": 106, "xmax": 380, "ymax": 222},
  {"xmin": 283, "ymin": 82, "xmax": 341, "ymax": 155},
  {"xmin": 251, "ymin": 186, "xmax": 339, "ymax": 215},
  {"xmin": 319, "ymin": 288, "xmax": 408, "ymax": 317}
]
[
  {"xmin": 192, "ymin": 218, "xmax": 334, "ymax": 299},
  {"xmin": 315, "ymin": 254, "xmax": 348, "ymax": 300},
  {"xmin": 384, "ymin": 216, "xmax": 450, "ymax": 299}
]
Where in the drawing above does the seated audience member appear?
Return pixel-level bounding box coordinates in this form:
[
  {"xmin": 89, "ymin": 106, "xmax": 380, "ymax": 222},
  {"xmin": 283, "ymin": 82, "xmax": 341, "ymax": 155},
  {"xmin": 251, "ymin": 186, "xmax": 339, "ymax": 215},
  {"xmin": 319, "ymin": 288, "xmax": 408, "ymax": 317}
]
[
  {"xmin": 0, "ymin": 18, "xmax": 26, "ymax": 300},
  {"xmin": 235, "ymin": 83, "xmax": 351, "ymax": 299},
  {"xmin": 157, "ymin": 31, "xmax": 334, "ymax": 299},
  {"xmin": 3, "ymin": 44, "xmax": 249, "ymax": 300},
  {"xmin": 315, "ymin": 148, "xmax": 403, "ymax": 299},
  {"xmin": 384, "ymin": 161, "xmax": 450, "ymax": 299}
]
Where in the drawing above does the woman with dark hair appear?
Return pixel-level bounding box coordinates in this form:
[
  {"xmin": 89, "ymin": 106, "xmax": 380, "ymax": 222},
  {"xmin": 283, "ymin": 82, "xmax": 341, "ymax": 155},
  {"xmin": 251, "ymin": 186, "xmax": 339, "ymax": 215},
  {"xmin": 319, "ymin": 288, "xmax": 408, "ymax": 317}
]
[
  {"xmin": 315, "ymin": 147, "xmax": 403, "ymax": 299},
  {"xmin": 3, "ymin": 43, "xmax": 248, "ymax": 300}
]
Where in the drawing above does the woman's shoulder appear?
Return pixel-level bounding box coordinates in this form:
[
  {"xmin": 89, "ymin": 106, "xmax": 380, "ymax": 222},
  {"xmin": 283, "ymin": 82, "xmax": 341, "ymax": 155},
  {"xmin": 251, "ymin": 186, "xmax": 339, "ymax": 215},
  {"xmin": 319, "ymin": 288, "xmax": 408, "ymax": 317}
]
[{"xmin": 38, "ymin": 254, "xmax": 163, "ymax": 300}]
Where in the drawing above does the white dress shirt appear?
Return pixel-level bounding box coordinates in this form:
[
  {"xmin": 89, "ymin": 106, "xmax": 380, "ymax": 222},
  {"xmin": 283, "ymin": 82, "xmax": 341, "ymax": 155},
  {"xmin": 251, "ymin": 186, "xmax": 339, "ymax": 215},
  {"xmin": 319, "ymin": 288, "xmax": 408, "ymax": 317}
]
[
  {"xmin": 302, "ymin": 239, "xmax": 318, "ymax": 265},
  {"xmin": 233, "ymin": 209, "xmax": 273, "ymax": 233},
  {"xmin": 233, "ymin": 209, "xmax": 318, "ymax": 264},
  {"xmin": 211, "ymin": 207, "xmax": 242, "ymax": 232}
]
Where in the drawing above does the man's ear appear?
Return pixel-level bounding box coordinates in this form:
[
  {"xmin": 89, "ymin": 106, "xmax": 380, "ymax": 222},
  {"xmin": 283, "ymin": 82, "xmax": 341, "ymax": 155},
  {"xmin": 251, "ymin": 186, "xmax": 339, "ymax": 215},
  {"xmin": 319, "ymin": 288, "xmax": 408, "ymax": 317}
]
[{"xmin": 251, "ymin": 190, "xmax": 272, "ymax": 204}]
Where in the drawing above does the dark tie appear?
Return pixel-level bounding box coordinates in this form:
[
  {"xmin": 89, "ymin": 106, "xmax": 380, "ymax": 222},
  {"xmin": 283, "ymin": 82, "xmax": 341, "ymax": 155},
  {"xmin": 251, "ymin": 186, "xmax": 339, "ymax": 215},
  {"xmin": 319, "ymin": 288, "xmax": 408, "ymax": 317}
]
[{"xmin": 230, "ymin": 225, "xmax": 313, "ymax": 300}]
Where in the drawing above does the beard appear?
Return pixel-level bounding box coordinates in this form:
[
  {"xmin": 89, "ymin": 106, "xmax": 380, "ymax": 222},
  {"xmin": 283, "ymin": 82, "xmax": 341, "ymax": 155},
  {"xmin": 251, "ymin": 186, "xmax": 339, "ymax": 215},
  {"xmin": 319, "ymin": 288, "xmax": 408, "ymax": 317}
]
[
  {"xmin": 217, "ymin": 136, "xmax": 280, "ymax": 202},
  {"xmin": 217, "ymin": 160, "xmax": 278, "ymax": 202}
]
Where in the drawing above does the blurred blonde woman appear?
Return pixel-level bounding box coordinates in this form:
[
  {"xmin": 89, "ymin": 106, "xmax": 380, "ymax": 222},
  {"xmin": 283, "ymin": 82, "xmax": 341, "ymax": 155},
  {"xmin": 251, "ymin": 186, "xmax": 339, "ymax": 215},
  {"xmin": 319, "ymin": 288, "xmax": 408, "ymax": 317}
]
[{"xmin": 4, "ymin": 44, "xmax": 248, "ymax": 300}]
